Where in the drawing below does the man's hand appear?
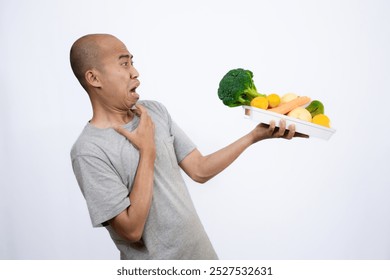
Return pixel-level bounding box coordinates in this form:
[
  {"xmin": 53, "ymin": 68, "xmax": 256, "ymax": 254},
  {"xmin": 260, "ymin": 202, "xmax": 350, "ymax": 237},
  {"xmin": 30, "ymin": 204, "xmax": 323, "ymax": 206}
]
[
  {"xmin": 115, "ymin": 104, "xmax": 156, "ymax": 158},
  {"xmin": 250, "ymin": 119, "xmax": 309, "ymax": 143}
]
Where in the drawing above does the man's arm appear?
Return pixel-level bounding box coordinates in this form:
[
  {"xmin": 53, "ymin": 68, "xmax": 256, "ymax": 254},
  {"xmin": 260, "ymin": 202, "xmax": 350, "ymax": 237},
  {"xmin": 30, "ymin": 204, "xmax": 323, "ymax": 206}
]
[
  {"xmin": 180, "ymin": 119, "xmax": 303, "ymax": 183},
  {"xmin": 108, "ymin": 105, "xmax": 156, "ymax": 242}
]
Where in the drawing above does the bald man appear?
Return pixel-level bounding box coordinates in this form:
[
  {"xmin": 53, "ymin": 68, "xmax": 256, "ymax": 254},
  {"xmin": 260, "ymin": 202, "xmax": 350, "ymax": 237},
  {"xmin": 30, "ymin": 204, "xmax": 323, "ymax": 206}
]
[{"xmin": 70, "ymin": 34, "xmax": 300, "ymax": 260}]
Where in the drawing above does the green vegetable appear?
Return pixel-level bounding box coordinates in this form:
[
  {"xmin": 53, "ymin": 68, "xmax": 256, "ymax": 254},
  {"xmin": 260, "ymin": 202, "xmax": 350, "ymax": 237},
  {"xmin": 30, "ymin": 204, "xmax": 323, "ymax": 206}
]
[
  {"xmin": 217, "ymin": 68, "xmax": 265, "ymax": 107},
  {"xmin": 305, "ymin": 100, "xmax": 325, "ymax": 117}
]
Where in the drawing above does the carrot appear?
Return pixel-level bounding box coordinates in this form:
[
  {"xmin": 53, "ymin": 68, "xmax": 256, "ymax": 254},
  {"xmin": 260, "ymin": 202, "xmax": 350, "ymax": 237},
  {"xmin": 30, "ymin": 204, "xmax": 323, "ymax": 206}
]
[{"xmin": 267, "ymin": 96, "xmax": 311, "ymax": 115}]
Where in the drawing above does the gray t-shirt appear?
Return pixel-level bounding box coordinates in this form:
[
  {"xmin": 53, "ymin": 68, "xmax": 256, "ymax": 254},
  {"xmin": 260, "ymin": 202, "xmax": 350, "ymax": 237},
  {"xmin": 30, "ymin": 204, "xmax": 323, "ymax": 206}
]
[{"xmin": 71, "ymin": 100, "xmax": 218, "ymax": 260}]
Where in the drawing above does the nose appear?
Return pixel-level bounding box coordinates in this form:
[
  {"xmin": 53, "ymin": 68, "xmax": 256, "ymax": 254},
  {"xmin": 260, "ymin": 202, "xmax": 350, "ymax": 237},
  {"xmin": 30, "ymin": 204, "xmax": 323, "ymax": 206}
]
[{"xmin": 130, "ymin": 66, "xmax": 139, "ymax": 79}]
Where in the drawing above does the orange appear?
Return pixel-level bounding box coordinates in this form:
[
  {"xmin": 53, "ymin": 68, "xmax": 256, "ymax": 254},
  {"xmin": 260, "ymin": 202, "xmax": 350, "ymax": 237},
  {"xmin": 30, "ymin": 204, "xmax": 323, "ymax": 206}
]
[
  {"xmin": 312, "ymin": 114, "xmax": 331, "ymax": 128},
  {"xmin": 266, "ymin": 93, "xmax": 281, "ymax": 108},
  {"xmin": 250, "ymin": 96, "xmax": 269, "ymax": 109}
]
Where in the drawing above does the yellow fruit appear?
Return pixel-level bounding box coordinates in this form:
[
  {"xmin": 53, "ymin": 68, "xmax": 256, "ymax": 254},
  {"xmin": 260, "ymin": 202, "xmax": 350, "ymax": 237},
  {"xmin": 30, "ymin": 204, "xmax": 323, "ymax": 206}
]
[
  {"xmin": 266, "ymin": 93, "xmax": 281, "ymax": 108},
  {"xmin": 281, "ymin": 93, "xmax": 298, "ymax": 104},
  {"xmin": 312, "ymin": 114, "xmax": 331, "ymax": 128},
  {"xmin": 250, "ymin": 96, "xmax": 268, "ymax": 109}
]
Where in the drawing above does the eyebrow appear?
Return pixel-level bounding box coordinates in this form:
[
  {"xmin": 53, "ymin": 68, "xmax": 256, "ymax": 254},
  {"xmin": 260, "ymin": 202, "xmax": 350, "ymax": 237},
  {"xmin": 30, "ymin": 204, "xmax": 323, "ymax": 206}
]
[{"xmin": 118, "ymin": 54, "xmax": 133, "ymax": 60}]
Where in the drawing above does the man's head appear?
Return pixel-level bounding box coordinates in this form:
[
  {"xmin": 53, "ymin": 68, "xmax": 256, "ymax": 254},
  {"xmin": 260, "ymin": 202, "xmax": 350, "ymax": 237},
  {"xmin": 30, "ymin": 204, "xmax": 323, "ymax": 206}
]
[
  {"xmin": 69, "ymin": 34, "xmax": 140, "ymax": 110},
  {"xmin": 70, "ymin": 34, "xmax": 107, "ymax": 90}
]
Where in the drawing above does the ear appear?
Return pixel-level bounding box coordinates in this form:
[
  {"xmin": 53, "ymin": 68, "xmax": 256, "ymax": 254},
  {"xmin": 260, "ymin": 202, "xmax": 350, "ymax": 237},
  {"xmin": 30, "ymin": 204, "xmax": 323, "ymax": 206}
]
[{"xmin": 85, "ymin": 69, "xmax": 101, "ymax": 88}]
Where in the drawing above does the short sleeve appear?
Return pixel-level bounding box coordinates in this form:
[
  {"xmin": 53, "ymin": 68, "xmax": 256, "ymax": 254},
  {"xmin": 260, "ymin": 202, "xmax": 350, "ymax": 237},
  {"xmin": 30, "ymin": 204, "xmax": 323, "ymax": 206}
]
[
  {"xmin": 170, "ymin": 120, "xmax": 197, "ymax": 163},
  {"xmin": 72, "ymin": 155, "xmax": 130, "ymax": 227}
]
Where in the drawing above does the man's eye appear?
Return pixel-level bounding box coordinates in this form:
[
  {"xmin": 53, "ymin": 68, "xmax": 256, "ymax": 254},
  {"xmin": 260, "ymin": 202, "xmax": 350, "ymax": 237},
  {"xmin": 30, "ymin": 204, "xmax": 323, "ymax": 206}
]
[{"xmin": 122, "ymin": 62, "xmax": 129, "ymax": 66}]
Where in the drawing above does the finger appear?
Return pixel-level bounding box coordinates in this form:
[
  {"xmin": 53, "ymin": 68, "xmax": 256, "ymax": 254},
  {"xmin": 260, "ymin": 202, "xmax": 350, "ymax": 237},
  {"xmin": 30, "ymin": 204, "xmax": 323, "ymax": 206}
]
[
  {"xmin": 268, "ymin": 120, "xmax": 276, "ymax": 135},
  {"xmin": 136, "ymin": 105, "xmax": 153, "ymax": 125},
  {"xmin": 130, "ymin": 107, "xmax": 142, "ymax": 117},
  {"xmin": 285, "ymin": 124, "xmax": 296, "ymax": 139},
  {"xmin": 134, "ymin": 104, "xmax": 147, "ymax": 115},
  {"xmin": 277, "ymin": 119, "xmax": 286, "ymax": 137},
  {"xmin": 139, "ymin": 112, "xmax": 153, "ymax": 128},
  {"xmin": 130, "ymin": 103, "xmax": 146, "ymax": 118},
  {"xmin": 269, "ymin": 120, "xmax": 276, "ymax": 130}
]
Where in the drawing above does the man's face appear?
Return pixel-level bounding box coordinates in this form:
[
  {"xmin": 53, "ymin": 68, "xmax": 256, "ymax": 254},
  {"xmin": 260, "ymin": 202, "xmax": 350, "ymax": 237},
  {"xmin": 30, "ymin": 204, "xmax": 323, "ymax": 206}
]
[{"xmin": 97, "ymin": 36, "xmax": 140, "ymax": 110}]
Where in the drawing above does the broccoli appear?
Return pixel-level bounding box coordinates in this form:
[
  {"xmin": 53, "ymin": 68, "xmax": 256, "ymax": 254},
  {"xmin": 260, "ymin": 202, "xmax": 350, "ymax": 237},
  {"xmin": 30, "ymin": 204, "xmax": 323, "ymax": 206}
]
[{"xmin": 217, "ymin": 68, "xmax": 265, "ymax": 107}]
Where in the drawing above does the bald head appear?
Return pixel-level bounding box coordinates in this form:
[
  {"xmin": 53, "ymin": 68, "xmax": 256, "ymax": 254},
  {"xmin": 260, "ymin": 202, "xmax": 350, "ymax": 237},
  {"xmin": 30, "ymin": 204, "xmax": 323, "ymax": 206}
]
[{"xmin": 69, "ymin": 34, "xmax": 115, "ymax": 90}]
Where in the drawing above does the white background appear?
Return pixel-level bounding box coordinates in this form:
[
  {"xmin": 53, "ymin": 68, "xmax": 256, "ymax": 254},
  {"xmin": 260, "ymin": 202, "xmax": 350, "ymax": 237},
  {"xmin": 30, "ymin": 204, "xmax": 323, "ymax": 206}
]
[{"xmin": 1, "ymin": 0, "xmax": 389, "ymax": 260}]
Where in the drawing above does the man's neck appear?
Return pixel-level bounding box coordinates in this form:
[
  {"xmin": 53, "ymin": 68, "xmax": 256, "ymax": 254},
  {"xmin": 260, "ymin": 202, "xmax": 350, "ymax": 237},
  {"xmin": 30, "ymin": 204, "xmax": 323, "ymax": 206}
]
[{"xmin": 89, "ymin": 105, "xmax": 135, "ymax": 129}]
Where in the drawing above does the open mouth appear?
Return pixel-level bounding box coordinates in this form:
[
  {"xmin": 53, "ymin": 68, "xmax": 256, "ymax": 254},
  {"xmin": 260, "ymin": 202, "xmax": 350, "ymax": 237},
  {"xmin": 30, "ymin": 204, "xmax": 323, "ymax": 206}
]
[{"xmin": 130, "ymin": 81, "xmax": 140, "ymax": 93}]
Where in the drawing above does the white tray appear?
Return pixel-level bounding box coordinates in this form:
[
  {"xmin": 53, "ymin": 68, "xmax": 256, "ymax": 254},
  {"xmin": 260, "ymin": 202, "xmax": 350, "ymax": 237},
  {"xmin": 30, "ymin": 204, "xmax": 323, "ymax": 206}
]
[{"xmin": 243, "ymin": 106, "xmax": 336, "ymax": 140}]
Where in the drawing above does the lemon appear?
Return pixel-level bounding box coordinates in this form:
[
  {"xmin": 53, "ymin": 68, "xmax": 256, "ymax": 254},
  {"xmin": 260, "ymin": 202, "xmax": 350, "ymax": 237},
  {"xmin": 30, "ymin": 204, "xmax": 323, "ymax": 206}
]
[
  {"xmin": 312, "ymin": 114, "xmax": 331, "ymax": 128},
  {"xmin": 250, "ymin": 96, "xmax": 268, "ymax": 109},
  {"xmin": 266, "ymin": 93, "xmax": 281, "ymax": 108}
]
